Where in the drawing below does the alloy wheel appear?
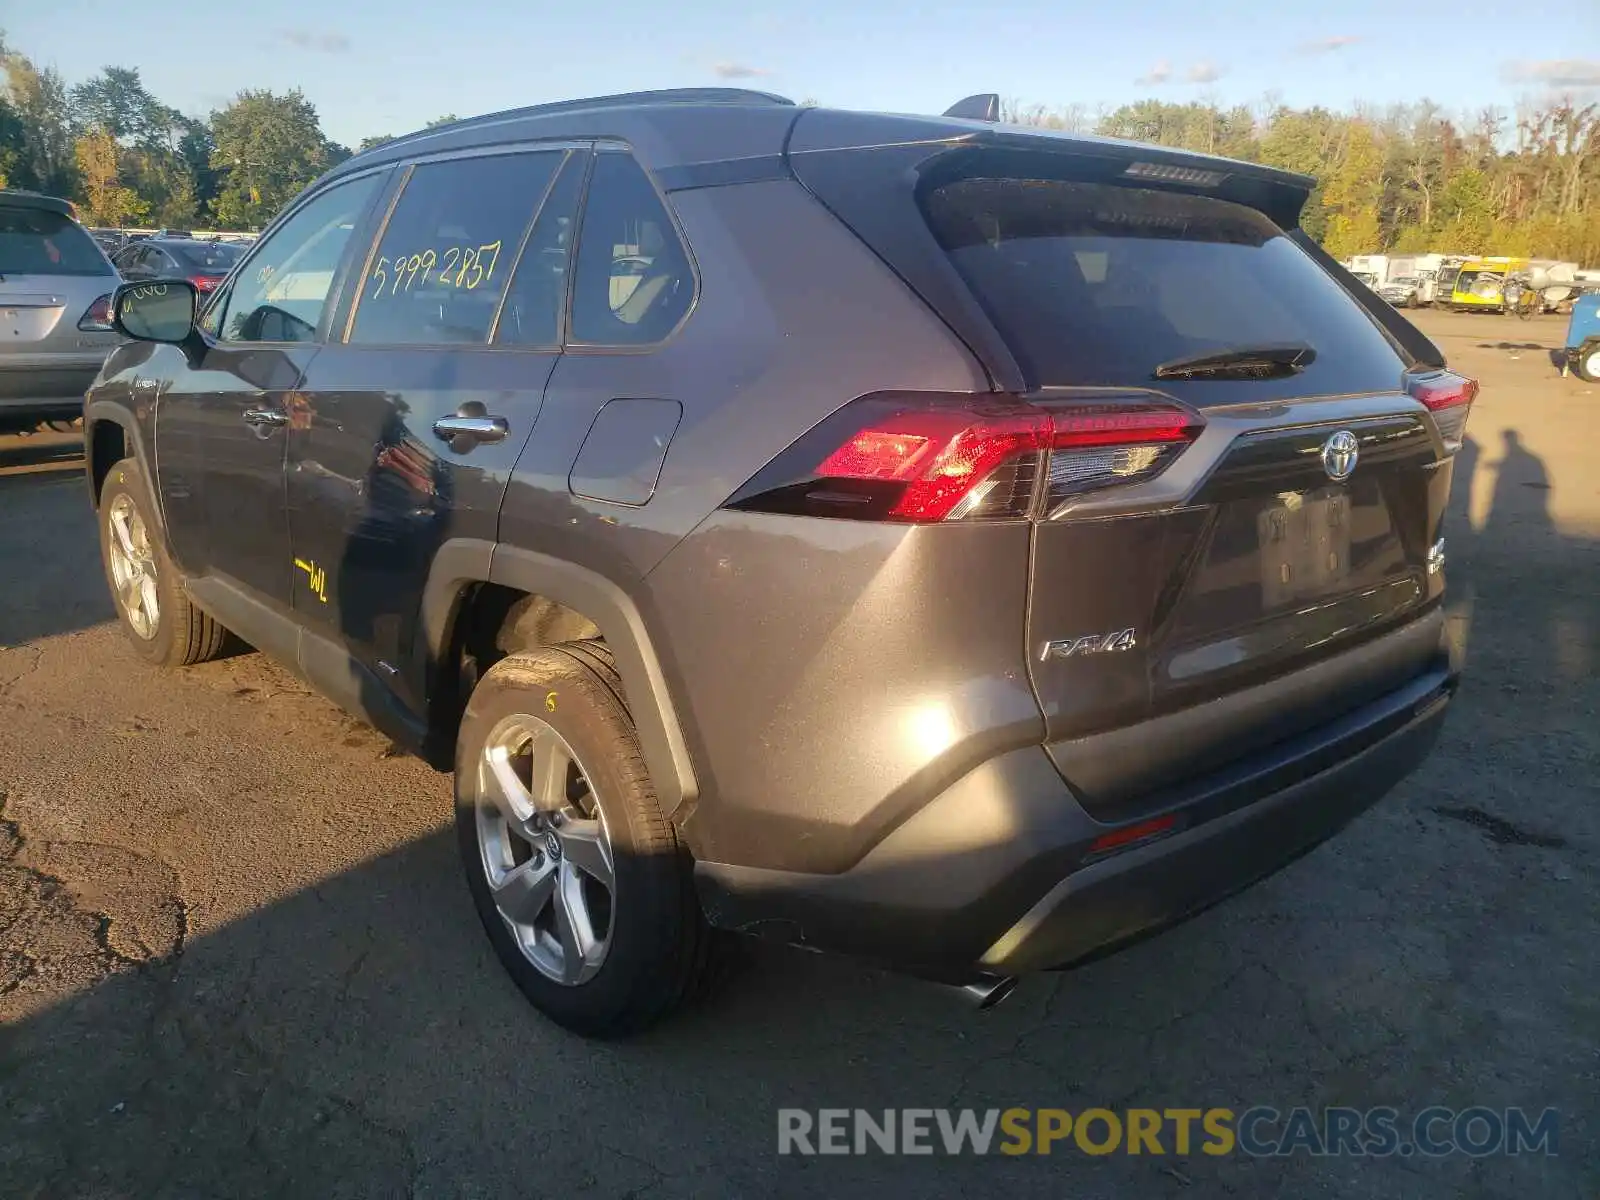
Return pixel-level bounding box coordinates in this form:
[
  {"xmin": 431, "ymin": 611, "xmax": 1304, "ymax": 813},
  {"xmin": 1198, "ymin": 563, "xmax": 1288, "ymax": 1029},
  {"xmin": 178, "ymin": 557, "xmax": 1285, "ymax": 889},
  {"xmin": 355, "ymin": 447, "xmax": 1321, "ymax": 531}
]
[
  {"xmin": 107, "ymin": 493, "xmax": 160, "ymax": 640},
  {"xmin": 474, "ymin": 714, "xmax": 616, "ymax": 985}
]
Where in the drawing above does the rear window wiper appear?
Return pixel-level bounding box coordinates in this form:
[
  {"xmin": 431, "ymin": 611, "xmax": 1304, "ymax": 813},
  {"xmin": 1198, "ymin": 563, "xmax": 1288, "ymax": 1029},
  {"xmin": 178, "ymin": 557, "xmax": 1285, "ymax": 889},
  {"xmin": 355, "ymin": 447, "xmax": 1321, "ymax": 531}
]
[{"xmin": 1153, "ymin": 342, "xmax": 1316, "ymax": 380}]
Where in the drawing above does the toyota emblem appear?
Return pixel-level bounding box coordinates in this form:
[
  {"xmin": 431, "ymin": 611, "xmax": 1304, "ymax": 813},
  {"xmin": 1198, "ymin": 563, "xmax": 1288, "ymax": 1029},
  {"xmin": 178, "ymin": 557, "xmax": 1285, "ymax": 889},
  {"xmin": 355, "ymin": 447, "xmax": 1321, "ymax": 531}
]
[{"xmin": 1321, "ymin": 430, "xmax": 1359, "ymax": 482}]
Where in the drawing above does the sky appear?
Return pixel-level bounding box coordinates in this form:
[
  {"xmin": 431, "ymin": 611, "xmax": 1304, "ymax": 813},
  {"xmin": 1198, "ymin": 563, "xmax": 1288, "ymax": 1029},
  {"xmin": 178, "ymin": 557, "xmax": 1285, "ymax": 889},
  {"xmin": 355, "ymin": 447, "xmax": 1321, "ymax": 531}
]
[{"xmin": 9, "ymin": 0, "xmax": 1600, "ymax": 149}]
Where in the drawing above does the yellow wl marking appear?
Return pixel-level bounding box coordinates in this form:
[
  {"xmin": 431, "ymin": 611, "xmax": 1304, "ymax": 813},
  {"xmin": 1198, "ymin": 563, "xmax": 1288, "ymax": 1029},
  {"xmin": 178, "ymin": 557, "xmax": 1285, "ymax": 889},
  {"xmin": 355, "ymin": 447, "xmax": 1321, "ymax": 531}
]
[{"xmin": 293, "ymin": 557, "xmax": 328, "ymax": 604}]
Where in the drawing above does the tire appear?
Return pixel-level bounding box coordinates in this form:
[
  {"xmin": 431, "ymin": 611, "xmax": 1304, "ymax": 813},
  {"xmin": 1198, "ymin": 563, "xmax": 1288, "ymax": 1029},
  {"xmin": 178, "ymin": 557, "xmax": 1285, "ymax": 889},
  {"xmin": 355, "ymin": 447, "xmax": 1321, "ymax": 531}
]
[
  {"xmin": 97, "ymin": 457, "xmax": 228, "ymax": 667},
  {"xmin": 1575, "ymin": 342, "xmax": 1600, "ymax": 384},
  {"xmin": 455, "ymin": 643, "xmax": 713, "ymax": 1037}
]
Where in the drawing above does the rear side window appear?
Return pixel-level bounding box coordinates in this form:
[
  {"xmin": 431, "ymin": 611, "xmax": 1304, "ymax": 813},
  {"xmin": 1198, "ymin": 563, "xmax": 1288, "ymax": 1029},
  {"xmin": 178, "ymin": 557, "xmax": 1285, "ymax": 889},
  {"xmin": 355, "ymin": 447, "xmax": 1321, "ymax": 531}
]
[
  {"xmin": 0, "ymin": 207, "xmax": 110, "ymax": 276},
  {"xmin": 921, "ymin": 179, "xmax": 1405, "ymax": 399},
  {"xmin": 494, "ymin": 152, "xmax": 586, "ymax": 348},
  {"xmin": 348, "ymin": 151, "xmax": 563, "ymax": 346},
  {"xmin": 569, "ymin": 152, "xmax": 693, "ymax": 346}
]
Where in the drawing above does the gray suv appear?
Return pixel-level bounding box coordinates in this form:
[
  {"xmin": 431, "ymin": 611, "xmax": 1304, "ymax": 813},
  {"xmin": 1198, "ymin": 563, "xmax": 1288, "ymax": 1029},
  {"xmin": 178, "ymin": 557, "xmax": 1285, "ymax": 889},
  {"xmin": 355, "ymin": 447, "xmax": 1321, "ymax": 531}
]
[
  {"xmin": 84, "ymin": 89, "xmax": 1469, "ymax": 1036},
  {"xmin": 1, "ymin": 191, "xmax": 122, "ymax": 432}
]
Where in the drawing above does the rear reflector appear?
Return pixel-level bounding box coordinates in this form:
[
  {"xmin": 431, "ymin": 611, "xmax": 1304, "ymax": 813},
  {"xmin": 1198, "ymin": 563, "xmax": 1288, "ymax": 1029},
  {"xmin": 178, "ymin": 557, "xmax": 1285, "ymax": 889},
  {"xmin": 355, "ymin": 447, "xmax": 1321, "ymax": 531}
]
[
  {"xmin": 727, "ymin": 392, "xmax": 1202, "ymax": 524},
  {"xmin": 1086, "ymin": 812, "xmax": 1179, "ymax": 858},
  {"xmin": 1408, "ymin": 370, "xmax": 1477, "ymax": 453}
]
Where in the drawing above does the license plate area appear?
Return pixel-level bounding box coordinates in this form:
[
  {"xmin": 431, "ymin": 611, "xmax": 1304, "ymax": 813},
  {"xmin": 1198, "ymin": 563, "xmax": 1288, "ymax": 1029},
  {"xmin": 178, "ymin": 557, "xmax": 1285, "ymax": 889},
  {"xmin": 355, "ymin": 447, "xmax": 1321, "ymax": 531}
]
[{"xmin": 1258, "ymin": 488, "xmax": 1351, "ymax": 607}]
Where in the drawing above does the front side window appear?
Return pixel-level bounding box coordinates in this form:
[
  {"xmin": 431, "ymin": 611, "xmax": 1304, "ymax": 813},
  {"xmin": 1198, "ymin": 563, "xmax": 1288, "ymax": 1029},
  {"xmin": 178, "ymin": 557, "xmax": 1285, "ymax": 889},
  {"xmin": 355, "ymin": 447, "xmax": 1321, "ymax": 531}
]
[
  {"xmin": 568, "ymin": 152, "xmax": 694, "ymax": 346},
  {"xmin": 347, "ymin": 151, "xmax": 563, "ymax": 346},
  {"xmin": 213, "ymin": 172, "xmax": 382, "ymax": 344}
]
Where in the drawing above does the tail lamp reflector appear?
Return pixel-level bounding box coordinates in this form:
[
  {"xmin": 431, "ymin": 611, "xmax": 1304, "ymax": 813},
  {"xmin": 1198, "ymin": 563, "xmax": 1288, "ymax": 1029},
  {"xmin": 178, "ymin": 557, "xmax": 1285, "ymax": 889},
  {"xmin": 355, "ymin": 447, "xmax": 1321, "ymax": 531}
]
[
  {"xmin": 77, "ymin": 294, "xmax": 114, "ymax": 331},
  {"xmin": 1408, "ymin": 370, "xmax": 1477, "ymax": 453}
]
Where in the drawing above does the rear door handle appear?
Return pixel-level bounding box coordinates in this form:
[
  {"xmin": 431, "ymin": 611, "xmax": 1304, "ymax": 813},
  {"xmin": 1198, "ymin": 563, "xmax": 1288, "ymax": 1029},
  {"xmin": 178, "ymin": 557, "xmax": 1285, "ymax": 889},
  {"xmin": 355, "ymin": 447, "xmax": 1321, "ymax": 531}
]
[
  {"xmin": 432, "ymin": 415, "xmax": 509, "ymax": 446},
  {"xmin": 242, "ymin": 408, "xmax": 287, "ymax": 428}
]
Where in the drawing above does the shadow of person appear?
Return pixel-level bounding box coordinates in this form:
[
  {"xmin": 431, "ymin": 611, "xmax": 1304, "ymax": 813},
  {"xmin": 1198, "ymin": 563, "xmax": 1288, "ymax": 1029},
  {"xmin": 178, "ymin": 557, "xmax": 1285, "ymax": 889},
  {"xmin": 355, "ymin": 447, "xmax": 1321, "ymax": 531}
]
[{"xmin": 1487, "ymin": 429, "xmax": 1553, "ymax": 535}]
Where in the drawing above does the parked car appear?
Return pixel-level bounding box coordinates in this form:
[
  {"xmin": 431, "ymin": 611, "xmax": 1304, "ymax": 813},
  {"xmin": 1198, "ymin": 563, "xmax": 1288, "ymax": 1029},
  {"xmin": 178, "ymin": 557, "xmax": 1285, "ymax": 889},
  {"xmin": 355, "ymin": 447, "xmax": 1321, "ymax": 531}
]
[
  {"xmin": 85, "ymin": 88, "xmax": 1469, "ymax": 1036},
  {"xmin": 113, "ymin": 237, "xmax": 245, "ymax": 295},
  {"xmin": 1379, "ymin": 276, "xmax": 1423, "ymax": 308},
  {"xmin": 0, "ymin": 190, "xmax": 121, "ymax": 434},
  {"xmin": 90, "ymin": 227, "xmax": 131, "ymax": 256}
]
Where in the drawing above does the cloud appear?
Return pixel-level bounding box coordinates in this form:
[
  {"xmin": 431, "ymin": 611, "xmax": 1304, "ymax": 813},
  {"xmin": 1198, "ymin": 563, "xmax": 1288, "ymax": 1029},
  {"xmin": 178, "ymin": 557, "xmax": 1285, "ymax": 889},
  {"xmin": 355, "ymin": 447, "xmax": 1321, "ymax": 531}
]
[
  {"xmin": 274, "ymin": 29, "xmax": 351, "ymax": 53},
  {"xmin": 1298, "ymin": 35, "xmax": 1363, "ymax": 55},
  {"xmin": 1501, "ymin": 58, "xmax": 1600, "ymax": 88},
  {"xmin": 712, "ymin": 61, "xmax": 770, "ymax": 80},
  {"xmin": 1135, "ymin": 60, "xmax": 1173, "ymax": 86},
  {"xmin": 1186, "ymin": 61, "xmax": 1225, "ymax": 84}
]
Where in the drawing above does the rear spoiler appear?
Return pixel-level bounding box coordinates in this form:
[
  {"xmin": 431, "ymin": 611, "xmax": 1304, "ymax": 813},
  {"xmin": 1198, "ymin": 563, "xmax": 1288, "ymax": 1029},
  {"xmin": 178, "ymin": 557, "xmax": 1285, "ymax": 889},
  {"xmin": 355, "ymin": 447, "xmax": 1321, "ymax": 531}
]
[{"xmin": 1290, "ymin": 232, "xmax": 1446, "ymax": 370}]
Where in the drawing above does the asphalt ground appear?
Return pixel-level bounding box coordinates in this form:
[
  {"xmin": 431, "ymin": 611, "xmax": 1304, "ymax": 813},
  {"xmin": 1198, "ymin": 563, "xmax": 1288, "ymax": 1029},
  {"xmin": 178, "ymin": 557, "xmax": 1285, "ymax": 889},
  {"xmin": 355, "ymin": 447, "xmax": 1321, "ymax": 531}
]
[{"xmin": 0, "ymin": 309, "xmax": 1595, "ymax": 1198}]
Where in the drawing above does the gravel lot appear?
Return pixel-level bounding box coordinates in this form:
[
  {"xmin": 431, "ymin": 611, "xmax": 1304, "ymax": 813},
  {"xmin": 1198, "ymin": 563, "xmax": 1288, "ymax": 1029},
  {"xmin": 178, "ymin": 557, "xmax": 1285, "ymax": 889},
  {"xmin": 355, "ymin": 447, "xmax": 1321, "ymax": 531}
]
[{"xmin": 1, "ymin": 310, "xmax": 1595, "ymax": 1199}]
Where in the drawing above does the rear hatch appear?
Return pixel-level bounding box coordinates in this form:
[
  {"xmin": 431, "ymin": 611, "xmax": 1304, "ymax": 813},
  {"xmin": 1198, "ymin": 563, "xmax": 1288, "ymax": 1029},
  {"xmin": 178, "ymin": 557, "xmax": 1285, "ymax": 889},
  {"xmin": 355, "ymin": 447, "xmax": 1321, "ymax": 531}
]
[
  {"xmin": 0, "ymin": 200, "xmax": 117, "ymax": 353},
  {"xmin": 789, "ymin": 116, "xmax": 1464, "ymax": 817}
]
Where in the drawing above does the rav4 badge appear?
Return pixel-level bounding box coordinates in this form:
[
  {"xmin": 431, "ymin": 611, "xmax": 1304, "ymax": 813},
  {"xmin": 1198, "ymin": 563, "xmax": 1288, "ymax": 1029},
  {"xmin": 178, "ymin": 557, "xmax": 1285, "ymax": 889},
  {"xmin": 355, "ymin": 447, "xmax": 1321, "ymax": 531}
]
[{"xmin": 1040, "ymin": 628, "xmax": 1138, "ymax": 662}]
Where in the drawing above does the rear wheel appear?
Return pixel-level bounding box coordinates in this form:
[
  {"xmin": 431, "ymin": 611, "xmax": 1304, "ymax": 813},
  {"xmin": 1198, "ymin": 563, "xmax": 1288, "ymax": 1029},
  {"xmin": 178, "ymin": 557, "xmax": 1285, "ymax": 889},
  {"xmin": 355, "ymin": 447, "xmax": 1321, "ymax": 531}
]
[
  {"xmin": 1575, "ymin": 341, "xmax": 1600, "ymax": 384},
  {"xmin": 98, "ymin": 457, "xmax": 227, "ymax": 667},
  {"xmin": 455, "ymin": 644, "xmax": 714, "ymax": 1037}
]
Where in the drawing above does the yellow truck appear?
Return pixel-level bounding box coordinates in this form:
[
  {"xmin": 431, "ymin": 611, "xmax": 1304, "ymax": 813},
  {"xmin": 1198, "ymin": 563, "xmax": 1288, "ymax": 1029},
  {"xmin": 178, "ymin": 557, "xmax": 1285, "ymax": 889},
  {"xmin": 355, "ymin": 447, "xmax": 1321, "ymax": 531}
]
[{"xmin": 1449, "ymin": 257, "xmax": 1529, "ymax": 312}]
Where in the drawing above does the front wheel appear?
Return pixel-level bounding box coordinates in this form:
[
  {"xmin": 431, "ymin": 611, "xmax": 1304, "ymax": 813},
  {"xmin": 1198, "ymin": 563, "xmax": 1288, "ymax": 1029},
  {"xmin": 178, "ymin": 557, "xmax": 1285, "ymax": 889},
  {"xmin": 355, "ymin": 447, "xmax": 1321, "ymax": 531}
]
[
  {"xmin": 455, "ymin": 643, "xmax": 715, "ymax": 1037},
  {"xmin": 97, "ymin": 457, "xmax": 227, "ymax": 667}
]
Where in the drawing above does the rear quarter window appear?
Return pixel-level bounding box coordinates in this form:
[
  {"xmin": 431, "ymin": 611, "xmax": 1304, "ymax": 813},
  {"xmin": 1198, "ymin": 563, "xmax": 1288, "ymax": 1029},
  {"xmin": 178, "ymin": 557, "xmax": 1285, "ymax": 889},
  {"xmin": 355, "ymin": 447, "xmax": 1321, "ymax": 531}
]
[
  {"xmin": 0, "ymin": 207, "xmax": 112, "ymax": 276},
  {"xmin": 921, "ymin": 178, "xmax": 1407, "ymax": 401}
]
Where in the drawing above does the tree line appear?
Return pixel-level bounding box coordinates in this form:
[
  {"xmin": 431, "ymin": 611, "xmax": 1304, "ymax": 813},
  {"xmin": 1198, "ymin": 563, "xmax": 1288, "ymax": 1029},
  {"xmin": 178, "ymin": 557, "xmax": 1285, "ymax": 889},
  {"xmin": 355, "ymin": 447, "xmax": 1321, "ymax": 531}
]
[
  {"xmin": 1009, "ymin": 96, "xmax": 1598, "ymax": 263},
  {"xmin": 0, "ymin": 34, "xmax": 451, "ymax": 231},
  {"xmin": 3, "ymin": 32, "xmax": 1596, "ymax": 260}
]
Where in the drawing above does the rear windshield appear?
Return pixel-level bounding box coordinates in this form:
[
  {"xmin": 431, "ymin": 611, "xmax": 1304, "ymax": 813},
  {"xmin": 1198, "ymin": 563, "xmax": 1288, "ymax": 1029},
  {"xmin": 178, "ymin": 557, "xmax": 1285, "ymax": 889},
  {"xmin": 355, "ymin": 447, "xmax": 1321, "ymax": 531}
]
[
  {"xmin": 0, "ymin": 207, "xmax": 112, "ymax": 276},
  {"xmin": 169, "ymin": 242, "xmax": 243, "ymax": 272},
  {"xmin": 921, "ymin": 179, "xmax": 1406, "ymax": 399}
]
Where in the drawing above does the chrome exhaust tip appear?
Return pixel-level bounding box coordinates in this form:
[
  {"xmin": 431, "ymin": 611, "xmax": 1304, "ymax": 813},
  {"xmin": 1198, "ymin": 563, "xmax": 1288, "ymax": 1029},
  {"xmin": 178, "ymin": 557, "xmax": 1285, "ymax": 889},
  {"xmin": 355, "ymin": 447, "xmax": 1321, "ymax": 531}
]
[{"xmin": 958, "ymin": 975, "xmax": 1018, "ymax": 1010}]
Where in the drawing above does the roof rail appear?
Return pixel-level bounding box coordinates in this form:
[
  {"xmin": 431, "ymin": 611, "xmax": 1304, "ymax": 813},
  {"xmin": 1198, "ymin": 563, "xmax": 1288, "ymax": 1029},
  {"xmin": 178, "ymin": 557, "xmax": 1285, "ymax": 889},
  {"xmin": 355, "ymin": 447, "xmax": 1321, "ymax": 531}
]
[{"xmin": 366, "ymin": 88, "xmax": 796, "ymax": 156}]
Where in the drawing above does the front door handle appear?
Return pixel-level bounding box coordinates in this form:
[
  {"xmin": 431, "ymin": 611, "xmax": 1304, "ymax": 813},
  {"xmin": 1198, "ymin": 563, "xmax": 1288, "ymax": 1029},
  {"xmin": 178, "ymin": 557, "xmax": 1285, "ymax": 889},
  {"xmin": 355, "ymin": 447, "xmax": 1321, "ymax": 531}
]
[
  {"xmin": 242, "ymin": 408, "xmax": 288, "ymax": 428},
  {"xmin": 433, "ymin": 414, "xmax": 509, "ymax": 447}
]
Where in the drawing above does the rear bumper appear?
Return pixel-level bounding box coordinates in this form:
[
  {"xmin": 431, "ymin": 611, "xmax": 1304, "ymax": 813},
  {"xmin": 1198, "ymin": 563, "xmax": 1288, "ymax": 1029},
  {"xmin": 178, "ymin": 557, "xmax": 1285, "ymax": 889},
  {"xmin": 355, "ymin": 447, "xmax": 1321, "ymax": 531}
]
[
  {"xmin": 695, "ymin": 660, "xmax": 1455, "ymax": 980},
  {"xmin": 0, "ymin": 359, "xmax": 105, "ymax": 418}
]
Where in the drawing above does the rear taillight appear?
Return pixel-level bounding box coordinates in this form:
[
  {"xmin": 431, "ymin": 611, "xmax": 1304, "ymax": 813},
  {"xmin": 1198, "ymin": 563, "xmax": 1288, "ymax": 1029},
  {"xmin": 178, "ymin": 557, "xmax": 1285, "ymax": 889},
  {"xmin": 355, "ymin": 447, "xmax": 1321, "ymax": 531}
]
[
  {"xmin": 726, "ymin": 392, "xmax": 1203, "ymax": 524},
  {"xmin": 191, "ymin": 275, "xmax": 220, "ymax": 293},
  {"xmin": 1408, "ymin": 370, "xmax": 1477, "ymax": 454},
  {"xmin": 77, "ymin": 294, "xmax": 114, "ymax": 332},
  {"xmin": 1045, "ymin": 404, "xmax": 1202, "ymax": 504}
]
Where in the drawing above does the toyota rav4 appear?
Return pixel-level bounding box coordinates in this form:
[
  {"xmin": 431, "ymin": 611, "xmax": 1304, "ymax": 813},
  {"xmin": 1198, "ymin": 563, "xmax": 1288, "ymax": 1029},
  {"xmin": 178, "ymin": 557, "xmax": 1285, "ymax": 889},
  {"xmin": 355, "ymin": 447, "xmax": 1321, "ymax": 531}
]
[{"xmin": 84, "ymin": 89, "xmax": 1469, "ymax": 1036}]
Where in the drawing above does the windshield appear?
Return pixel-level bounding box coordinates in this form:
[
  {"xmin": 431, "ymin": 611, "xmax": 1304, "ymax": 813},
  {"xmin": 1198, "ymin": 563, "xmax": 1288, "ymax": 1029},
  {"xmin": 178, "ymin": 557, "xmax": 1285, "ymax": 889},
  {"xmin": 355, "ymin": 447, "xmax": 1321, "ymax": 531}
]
[
  {"xmin": 0, "ymin": 206, "xmax": 112, "ymax": 276},
  {"xmin": 921, "ymin": 177, "xmax": 1404, "ymax": 400},
  {"xmin": 169, "ymin": 242, "xmax": 244, "ymax": 272}
]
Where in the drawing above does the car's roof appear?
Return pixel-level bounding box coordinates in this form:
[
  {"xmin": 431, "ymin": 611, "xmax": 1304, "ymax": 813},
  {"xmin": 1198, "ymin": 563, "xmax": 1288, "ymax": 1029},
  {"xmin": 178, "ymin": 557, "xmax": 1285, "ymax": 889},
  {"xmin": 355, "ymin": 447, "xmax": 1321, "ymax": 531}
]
[
  {"xmin": 0, "ymin": 189, "xmax": 76, "ymax": 216},
  {"xmin": 324, "ymin": 87, "xmax": 1312, "ymax": 195}
]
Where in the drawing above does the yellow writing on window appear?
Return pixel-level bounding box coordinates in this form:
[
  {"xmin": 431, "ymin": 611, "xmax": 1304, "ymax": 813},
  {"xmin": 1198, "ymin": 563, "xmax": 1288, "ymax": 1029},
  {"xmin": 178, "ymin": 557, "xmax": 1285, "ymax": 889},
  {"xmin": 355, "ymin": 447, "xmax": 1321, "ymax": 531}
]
[{"xmin": 368, "ymin": 240, "xmax": 503, "ymax": 300}]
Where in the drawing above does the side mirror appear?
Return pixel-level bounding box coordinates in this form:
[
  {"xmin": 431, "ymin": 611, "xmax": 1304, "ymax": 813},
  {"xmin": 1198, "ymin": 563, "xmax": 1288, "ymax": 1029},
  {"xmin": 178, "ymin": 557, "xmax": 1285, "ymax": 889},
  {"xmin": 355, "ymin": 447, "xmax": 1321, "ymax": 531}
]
[{"xmin": 112, "ymin": 279, "xmax": 198, "ymax": 344}]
